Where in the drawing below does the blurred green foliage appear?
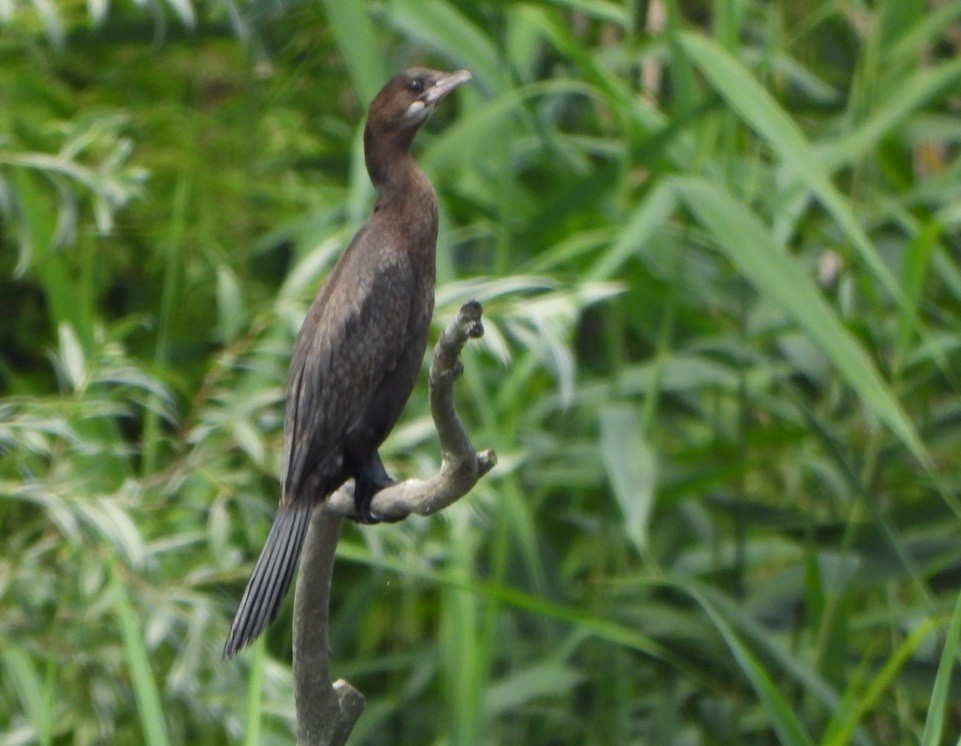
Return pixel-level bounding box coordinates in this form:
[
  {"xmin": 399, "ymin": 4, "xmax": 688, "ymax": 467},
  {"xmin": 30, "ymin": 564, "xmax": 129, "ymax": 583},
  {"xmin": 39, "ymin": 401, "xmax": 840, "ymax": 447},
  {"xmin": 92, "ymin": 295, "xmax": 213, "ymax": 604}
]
[{"xmin": 2, "ymin": 0, "xmax": 961, "ymax": 743}]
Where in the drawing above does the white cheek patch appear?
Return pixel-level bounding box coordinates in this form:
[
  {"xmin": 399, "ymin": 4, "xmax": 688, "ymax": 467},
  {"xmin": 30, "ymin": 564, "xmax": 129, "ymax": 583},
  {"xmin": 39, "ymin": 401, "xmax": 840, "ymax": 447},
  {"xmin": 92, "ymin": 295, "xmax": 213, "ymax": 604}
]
[{"xmin": 404, "ymin": 101, "xmax": 434, "ymax": 123}]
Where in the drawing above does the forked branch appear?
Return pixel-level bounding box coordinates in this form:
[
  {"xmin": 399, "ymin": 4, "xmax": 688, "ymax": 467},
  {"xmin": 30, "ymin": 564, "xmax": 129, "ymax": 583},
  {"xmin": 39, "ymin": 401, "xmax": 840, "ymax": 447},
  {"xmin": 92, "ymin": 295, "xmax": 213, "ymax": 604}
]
[{"xmin": 292, "ymin": 301, "xmax": 495, "ymax": 745}]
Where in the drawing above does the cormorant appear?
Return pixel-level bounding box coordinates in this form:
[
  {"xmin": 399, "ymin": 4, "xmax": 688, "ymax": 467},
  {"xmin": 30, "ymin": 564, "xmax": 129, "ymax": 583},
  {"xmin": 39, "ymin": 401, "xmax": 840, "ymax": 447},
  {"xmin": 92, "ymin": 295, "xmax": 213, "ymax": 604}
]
[{"xmin": 223, "ymin": 67, "xmax": 472, "ymax": 659}]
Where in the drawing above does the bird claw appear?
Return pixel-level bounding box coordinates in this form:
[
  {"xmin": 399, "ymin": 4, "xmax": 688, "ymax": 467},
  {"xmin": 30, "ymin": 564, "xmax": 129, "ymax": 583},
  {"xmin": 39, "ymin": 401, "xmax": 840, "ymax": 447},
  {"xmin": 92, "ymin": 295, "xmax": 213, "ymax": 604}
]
[
  {"xmin": 355, "ymin": 509, "xmax": 384, "ymax": 525},
  {"xmin": 352, "ymin": 454, "xmax": 396, "ymax": 524}
]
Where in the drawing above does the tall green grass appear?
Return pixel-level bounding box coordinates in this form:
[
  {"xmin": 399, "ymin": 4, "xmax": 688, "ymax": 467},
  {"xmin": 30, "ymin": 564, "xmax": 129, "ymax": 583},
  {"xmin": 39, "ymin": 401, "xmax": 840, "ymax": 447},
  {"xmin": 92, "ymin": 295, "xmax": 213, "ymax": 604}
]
[{"xmin": 2, "ymin": 0, "xmax": 960, "ymax": 743}]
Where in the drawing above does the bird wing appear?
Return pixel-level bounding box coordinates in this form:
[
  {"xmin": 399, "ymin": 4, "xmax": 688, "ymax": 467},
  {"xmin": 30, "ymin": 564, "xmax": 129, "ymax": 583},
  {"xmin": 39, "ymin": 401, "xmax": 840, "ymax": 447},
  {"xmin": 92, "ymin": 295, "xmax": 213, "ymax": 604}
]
[{"xmin": 280, "ymin": 237, "xmax": 414, "ymax": 505}]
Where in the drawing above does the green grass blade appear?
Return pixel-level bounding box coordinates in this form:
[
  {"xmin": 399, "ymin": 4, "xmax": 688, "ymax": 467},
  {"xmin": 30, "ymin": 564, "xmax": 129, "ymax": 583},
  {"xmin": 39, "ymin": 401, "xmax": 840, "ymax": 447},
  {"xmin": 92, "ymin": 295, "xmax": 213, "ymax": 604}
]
[
  {"xmin": 41, "ymin": 655, "xmax": 55, "ymax": 745},
  {"xmin": 243, "ymin": 636, "xmax": 266, "ymax": 746},
  {"xmin": 920, "ymin": 594, "xmax": 961, "ymax": 746},
  {"xmin": 696, "ymin": 594, "xmax": 814, "ymax": 746},
  {"xmin": 1, "ymin": 649, "xmax": 45, "ymax": 734},
  {"xmin": 678, "ymin": 32, "xmax": 910, "ymax": 316},
  {"xmin": 389, "ymin": 0, "xmax": 505, "ymax": 89},
  {"xmin": 600, "ymin": 405, "xmax": 656, "ymax": 555},
  {"xmin": 888, "ymin": 2, "xmax": 961, "ymax": 67},
  {"xmin": 688, "ymin": 583, "xmax": 846, "ymax": 712},
  {"xmin": 792, "ymin": 397, "xmax": 934, "ymax": 601},
  {"xmin": 110, "ymin": 565, "xmax": 171, "ymax": 746},
  {"xmin": 525, "ymin": 7, "xmax": 699, "ymax": 167},
  {"xmin": 896, "ymin": 220, "xmax": 940, "ymax": 357},
  {"xmin": 588, "ymin": 182, "xmax": 676, "ymax": 281},
  {"xmin": 674, "ymin": 176, "xmax": 925, "ymax": 461},
  {"xmin": 484, "ymin": 660, "xmax": 582, "ymax": 716},
  {"xmin": 336, "ymin": 539, "xmax": 712, "ymax": 688},
  {"xmin": 424, "ymin": 79, "xmax": 598, "ymax": 174},
  {"xmin": 440, "ymin": 521, "xmax": 483, "ymax": 744},
  {"xmin": 820, "ymin": 58, "xmax": 961, "ymax": 171},
  {"xmin": 27, "ymin": 0, "xmax": 64, "ymax": 48},
  {"xmin": 823, "ymin": 618, "xmax": 939, "ymax": 746},
  {"xmin": 142, "ymin": 175, "xmax": 187, "ymax": 478},
  {"xmin": 319, "ymin": 0, "xmax": 386, "ymax": 103},
  {"xmin": 662, "ymin": 0, "xmax": 701, "ymax": 114}
]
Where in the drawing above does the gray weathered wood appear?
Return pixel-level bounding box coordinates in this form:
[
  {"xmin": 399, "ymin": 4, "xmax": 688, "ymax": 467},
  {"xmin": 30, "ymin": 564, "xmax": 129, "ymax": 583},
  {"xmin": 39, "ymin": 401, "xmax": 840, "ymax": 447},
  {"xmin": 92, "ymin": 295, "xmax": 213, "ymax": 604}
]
[{"xmin": 293, "ymin": 301, "xmax": 495, "ymax": 745}]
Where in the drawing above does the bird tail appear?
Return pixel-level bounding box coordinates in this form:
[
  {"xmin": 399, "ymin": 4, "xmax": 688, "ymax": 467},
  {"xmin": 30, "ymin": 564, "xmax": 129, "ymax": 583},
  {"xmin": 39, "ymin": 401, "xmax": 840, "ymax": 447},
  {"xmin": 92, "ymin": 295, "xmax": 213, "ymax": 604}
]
[{"xmin": 223, "ymin": 502, "xmax": 312, "ymax": 659}]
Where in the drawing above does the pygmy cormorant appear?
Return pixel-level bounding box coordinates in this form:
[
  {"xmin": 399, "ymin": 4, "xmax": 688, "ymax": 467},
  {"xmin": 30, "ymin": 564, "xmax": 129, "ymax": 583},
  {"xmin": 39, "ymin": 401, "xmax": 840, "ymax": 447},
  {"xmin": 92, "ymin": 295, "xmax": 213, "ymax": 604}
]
[{"xmin": 223, "ymin": 67, "xmax": 472, "ymax": 658}]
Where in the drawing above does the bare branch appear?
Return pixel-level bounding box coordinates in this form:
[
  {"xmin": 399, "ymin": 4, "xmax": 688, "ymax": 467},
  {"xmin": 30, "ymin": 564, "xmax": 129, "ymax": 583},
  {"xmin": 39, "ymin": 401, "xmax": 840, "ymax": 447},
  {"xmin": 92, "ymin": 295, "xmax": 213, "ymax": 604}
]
[
  {"xmin": 292, "ymin": 512, "xmax": 362, "ymax": 746},
  {"xmin": 293, "ymin": 301, "xmax": 495, "ymax": 745}
]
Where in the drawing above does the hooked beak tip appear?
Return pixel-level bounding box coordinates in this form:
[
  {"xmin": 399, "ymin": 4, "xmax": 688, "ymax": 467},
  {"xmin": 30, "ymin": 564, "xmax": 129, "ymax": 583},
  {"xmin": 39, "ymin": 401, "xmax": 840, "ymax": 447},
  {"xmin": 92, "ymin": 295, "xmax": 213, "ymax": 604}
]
[{"xmin": 425, "ymin": 69, "xmax": 472, "ymax": 105}]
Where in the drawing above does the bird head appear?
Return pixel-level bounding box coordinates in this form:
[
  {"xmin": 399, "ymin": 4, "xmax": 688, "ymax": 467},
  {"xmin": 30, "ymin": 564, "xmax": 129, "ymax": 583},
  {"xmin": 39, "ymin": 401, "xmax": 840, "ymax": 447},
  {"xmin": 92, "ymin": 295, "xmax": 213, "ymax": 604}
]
[{"xmin": 366, "ymin": 67, "xmax": 472, "ymax": 144}]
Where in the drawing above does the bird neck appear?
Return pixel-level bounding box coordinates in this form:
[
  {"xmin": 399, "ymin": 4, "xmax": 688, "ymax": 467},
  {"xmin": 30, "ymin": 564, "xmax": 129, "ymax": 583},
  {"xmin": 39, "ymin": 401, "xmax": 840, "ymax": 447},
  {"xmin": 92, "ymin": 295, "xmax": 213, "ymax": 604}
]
[{"xmin": 365, "ymin": 137, "xmax": 436, "ymax": 215}]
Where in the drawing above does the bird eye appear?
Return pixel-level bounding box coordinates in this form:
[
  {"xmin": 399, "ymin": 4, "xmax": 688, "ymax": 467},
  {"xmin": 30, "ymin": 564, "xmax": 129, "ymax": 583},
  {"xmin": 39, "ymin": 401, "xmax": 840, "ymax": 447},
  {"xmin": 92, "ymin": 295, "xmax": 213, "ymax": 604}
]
[{"xmin": 406, "ymin": 79, "xmax": 424, "ymax": 94}]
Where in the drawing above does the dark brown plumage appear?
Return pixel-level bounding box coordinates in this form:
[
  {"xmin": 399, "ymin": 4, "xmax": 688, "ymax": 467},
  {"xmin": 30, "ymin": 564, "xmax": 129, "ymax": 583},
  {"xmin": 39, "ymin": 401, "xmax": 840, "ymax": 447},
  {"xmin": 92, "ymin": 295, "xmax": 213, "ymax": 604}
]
[{"xmin": 224, "ymin": 68, "xmax": 471, "ymax": 659}]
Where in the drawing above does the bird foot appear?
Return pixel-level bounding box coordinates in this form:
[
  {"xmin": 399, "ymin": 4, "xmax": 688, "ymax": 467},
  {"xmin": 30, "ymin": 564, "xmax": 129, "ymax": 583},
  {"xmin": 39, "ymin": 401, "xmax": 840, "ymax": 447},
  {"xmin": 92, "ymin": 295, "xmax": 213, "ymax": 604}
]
[{"xmin": 352, "ymin": 454, "xmax": 397, "ymax": 524}]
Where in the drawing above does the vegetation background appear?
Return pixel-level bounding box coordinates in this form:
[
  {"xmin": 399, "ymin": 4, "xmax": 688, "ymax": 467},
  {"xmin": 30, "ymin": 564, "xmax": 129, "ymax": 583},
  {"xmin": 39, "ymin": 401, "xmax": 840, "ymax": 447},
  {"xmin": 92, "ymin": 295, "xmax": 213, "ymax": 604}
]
[{"xmin": 2, "ymin": 0, "xmax": 961, "ymax": 743}]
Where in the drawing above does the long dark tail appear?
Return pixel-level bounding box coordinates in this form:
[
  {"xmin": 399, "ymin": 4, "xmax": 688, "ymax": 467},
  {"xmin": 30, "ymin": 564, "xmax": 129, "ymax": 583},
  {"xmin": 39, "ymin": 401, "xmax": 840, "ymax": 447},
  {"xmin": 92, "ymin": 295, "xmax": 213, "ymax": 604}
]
[{"xmin": 223, "ymin": 502, "xmax": 312, "ymax": 658}]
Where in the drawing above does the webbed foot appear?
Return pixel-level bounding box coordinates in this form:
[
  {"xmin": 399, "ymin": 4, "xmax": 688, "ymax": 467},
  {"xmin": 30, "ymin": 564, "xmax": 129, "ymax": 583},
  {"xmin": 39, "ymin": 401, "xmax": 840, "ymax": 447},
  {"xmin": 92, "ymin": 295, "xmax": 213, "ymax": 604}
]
[{"xmin": 352, "ymin": 451, "xmax": 396, "ymax": 524}]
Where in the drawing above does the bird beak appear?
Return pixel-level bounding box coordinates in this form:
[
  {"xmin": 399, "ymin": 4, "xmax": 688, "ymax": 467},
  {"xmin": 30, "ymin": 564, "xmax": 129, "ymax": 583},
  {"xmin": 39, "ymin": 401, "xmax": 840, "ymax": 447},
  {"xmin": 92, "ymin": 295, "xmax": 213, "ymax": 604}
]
[{"xmin": 424, "ymin": 69, "xmax": 472, "ymax": 105}]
